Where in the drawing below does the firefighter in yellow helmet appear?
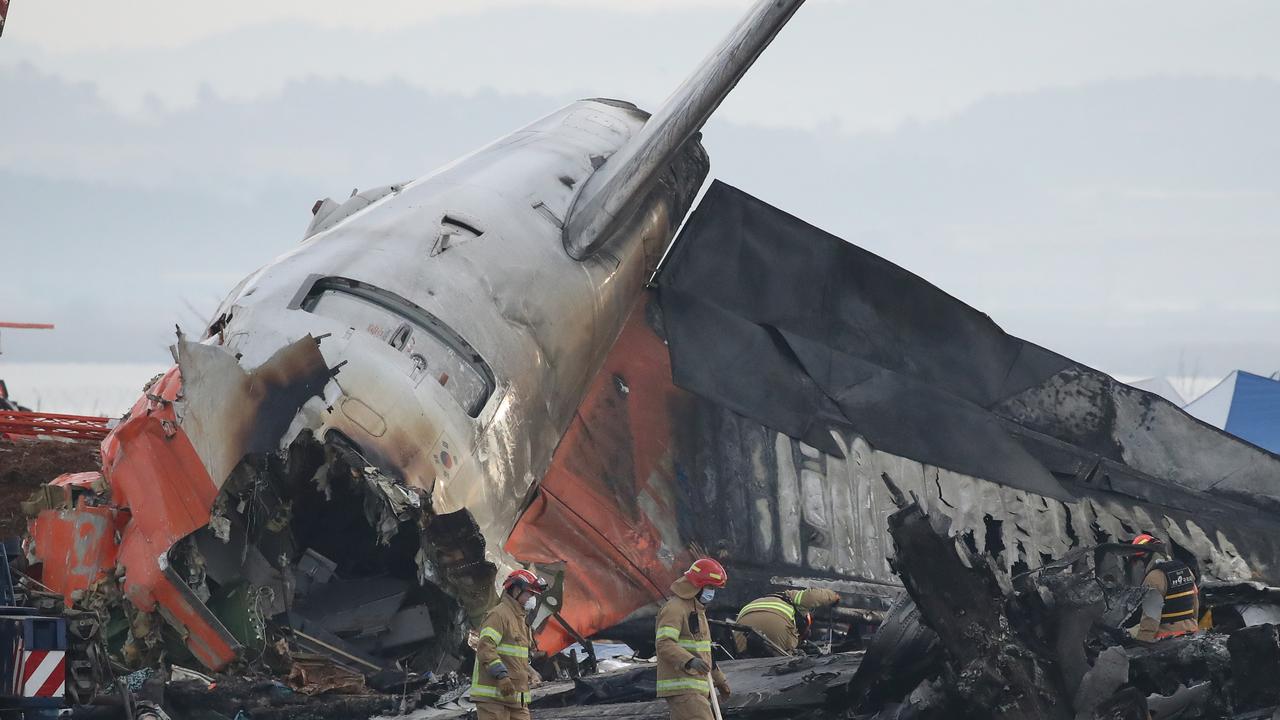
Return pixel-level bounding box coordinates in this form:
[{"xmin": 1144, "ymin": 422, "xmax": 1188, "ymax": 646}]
[
  {"xmin": 1128, "ymin": 533, "xmax": 1200, "ymax": 642},
  {"xmin": 470, "ymin": 569, "xmax": 547, "ymax": 720},
  {"xmin": 733, "ymin": 587, "xmax": 841, "ymax": 656},
  {"xmin": 655, "ymin": 558, "xmax": 731, "ymax": 720}
]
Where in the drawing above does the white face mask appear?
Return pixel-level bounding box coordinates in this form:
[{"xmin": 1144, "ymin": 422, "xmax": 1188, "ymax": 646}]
[
  {"xmin": 699, "ymin": 588, "xmax": 716, "ymax": 604},
  {"xmin": 523, "ymin": 595, "xmax": 538, "ymax": 611}
]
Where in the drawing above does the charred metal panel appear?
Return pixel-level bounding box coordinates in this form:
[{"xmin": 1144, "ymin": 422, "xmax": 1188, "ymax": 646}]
[
  {"xmin": 658, "ymin": 180, "xmax": 1280, "ymax": 512},
  {"xmin": 658, "ymin": 181, "xmax": 1280, "ymax": 513},
  {"xmin": 885, "ymin": 499, "xmax": 1072, "ymax": 719},
  {"xmin": 175, "ymin": 334, "xmax": 331, "ymax": 492},
  {"xmin": 512, "ymin": 289, "xmax": 1280, "ymax": 656},
  {"xmin": 684, "ymin": 417, "xmax": 1280, "ymax": 589},
  {"xmin": 997, "ymin": 367, "xmax": 1280, "ymax": 508},
  {"xmin": 658, "ymin": 181, "xmax": 1072, "ymax": 500}
]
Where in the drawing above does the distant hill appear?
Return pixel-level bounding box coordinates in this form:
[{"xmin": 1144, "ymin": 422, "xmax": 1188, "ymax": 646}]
[{"xmin": 2, "ymin": 66, "xmax": 1277, "ymax": 380}]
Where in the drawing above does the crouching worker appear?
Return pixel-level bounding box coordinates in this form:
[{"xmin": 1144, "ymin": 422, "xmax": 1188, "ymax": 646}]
[
  {"xmin": 733, "ymin": 587, "xmax": 841, "ymax": 657},
  {"xmin": 471, "ymin": 569, "xmax": 548, "ymax": 720},
  {"xmin": 1128, "ymin": 533, "xmax": 1201, "ymax": 642},
  {"xmin": 656, "ymin": 558, "xmax": 731, "ymax": 719}
]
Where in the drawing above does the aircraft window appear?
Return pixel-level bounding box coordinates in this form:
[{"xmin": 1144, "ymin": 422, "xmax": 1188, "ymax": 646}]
[{"xmin": 301, "ymin": 278, "xmax": 494, "ymax": 417}]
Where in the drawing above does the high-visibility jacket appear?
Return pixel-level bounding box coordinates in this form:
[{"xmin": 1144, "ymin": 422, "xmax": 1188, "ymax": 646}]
[
  {"xmin": 736, "ymin": 588, "xmax": 840, "ymax": 653},
  {"xmin": 1137, "ymin": 560, "xmax": 1200, "ymax": 642},
  {"xmin": 471, "ymin": 594, "xmax": 534, "ymax": 707},
  {"xmin": 655, "ymin": 577, "xmax": 728, "ymax": 698}
]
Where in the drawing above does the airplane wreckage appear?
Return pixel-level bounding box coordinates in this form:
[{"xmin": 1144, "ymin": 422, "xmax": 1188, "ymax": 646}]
[{"xmin": 7, "ymin": 0, "xmax": 1280, "ymax": 717}]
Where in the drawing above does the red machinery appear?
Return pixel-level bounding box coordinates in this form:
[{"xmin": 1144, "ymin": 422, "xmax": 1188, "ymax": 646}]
[{"xmin": 0, "ymin": 412, "xmax": 111, "ymax": 442}]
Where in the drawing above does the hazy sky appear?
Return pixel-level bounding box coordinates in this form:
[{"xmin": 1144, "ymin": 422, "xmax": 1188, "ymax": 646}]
[
  {"xmin": 9, "ymin": 1, "xmax": 1280, "ymax": 131},
  {"xmin": 2, "ymin": 0, "xmax": 1279, "ymax": 397}
]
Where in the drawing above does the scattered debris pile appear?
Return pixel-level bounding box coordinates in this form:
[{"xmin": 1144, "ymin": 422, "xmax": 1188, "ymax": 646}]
[
  {"xmin": 4, "ymin": 376, "xmax": 1280, "ymax": 719},
  {"xmin": 11, "ymin": 428, "xmax": 496, "ymax": 696},
  {"xmin": 845, "ymin": 474, "xmax": 1280, "ymax": 720},
  {"xmin": 167, "ymin": 431, "xmax": 485, "ymax": 678},
  {"xmin": 4, "ymin": 335, "xmax": 515, "ymax": 702}
]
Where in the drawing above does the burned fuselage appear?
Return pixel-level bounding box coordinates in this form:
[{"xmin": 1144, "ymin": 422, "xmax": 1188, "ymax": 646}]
[
  {"xmin": 22, "ymin": 0, "xmax": 819, "ymax": 679},
  {"xmin": 203, "ymin": 98, "xmax": 706, "ymax": 585},
  {"xmin": 23, "ymin": 101, "xmax": 708, "ymax": 674}
]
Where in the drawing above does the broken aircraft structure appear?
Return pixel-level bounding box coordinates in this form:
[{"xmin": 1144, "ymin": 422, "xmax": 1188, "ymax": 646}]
[{"xmin": 13, "ymin": 0, "xmax": 1280, "ymax": 712}]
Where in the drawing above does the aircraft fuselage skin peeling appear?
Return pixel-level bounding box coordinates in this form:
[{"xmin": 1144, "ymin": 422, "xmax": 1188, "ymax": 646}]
[{"xmin": 206, "ymin": 100, "xmax": 707, "ymax": 561}]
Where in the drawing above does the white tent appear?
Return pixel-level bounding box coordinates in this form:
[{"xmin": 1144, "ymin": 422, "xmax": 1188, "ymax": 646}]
[{"xmin": 1127, "ymin": 377, "xmax": 1185, "ymax": 407}]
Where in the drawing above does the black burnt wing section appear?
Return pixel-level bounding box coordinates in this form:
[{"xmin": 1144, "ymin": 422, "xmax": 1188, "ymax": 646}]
[
  {"xmin": 658, "ymin": 180, "xmax": 1071, "ymax": 500},
  {"xmin": 657, "ymin": 180, "xmax": 1280, "ymax": 507}
]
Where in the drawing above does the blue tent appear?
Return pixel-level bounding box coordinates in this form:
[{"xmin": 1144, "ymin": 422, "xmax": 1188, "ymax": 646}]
[{"xmin": 1184, "ymin": 370, "xmax": 1280, "ymax": 454}]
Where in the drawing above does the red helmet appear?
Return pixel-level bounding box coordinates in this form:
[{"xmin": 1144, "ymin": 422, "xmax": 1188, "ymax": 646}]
[
  {"xmin": 503, "ymin": 569, "xmax": 548, "ymax": 595},
  {"xmin": 684, "ymin": 558, "xmax": 728, "ymax": 589},
  {"xmin": 1131, "ymin": 533, "xmax": 1160, "ymax": 555},
  {"xmin": 798, "ymin": 612, "xmax": 814, "ymax": 641}
]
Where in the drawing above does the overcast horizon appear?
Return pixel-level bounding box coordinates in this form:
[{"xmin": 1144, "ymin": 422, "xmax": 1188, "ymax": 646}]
[{"xmin": 3, "ymin": 0, "xmax": 1279, "ymax": 412}]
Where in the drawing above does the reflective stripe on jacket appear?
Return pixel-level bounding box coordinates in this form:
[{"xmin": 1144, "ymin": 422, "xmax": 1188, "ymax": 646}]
[
  {"xmin": 1155, "ymin": 561, "xmax": 1198, "ymax": 621},
  {"xmin": 655, "ymin": 576, "xmax": 727, "ymax": 698},
  {"xmin": 1136, "ymin": 561, "xmax": 1201, "ymax": 642},
  {"xmin": 736, "ymin": 588, "xmax": 840, "ymax": 653},
  {"xmin": 470, "ymin": 594, "xmax": 534, "ymax": 707},
  {"xmin": 738, "ymin": 597, "xmax": 796, "ymax": 622}
]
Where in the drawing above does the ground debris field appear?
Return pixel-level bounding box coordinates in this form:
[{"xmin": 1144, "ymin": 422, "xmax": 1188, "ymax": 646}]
[
  {"xmin": 0, "ymin": 437, "xmax": 99, "ymax": 536},
  {"xmin": 5, "ymin": 439, "xmax": 1280, "ymax": 720}
]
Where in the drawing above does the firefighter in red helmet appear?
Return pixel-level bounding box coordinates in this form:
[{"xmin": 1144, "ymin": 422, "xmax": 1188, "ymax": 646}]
[
  {"xmin": 470, "ymin": 568, "xmax": 548, "ymax": 720},
  {"xmin": 1128, "ymin": 533, "xmax": 1200, "ymax": 642},
  {"xmin": 655, "ymin": 558, "xmax": 731, "ymax": 720}
]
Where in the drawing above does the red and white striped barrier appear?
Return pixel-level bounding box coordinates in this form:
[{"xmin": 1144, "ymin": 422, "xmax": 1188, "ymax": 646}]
[
  {"xmin": 0, "ymin": 411, "xmax": 111, "ymax": 442},
  {"xmin": 19, "ymin": 648, "xmax": 65, "ymax": 698}
]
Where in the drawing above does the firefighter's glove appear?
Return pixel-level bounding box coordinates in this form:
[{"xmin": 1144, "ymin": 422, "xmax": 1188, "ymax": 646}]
[
  {"xmin": 489, "ymin": 661, "xmax": 510, "ymax": 680},
  {"xmin": 685, "ymin": 657, "xmax": 710, "ymax": 675},
  {"xmin": 496, "ymin": 676, "xmax": 517, "ymax": 697},
  {"xmin": 715, "ymin": 679, "xmax": 731, "ymax": 698}
]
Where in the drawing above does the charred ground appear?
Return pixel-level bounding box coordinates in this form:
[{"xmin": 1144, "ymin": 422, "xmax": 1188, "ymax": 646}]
[{"xmin": 0, "ymin": 437, "xmax": 99, "ymax": 537}]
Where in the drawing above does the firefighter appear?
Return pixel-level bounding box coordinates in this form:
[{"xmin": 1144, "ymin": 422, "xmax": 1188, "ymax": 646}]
[
  {"xmin": 733, "ymin": 587, "xmax": 841, "ymax": 656},
  {"xmin": 471, "ymin": 568, "xmax": 547, "ymax": 720},
  {"xmin": 1128, "ymin": 533, "xmax": 1200, "ymax": 642},
  {"xmin": 656, "ymin": 558, "xmax": 731, "ymax": 720}
]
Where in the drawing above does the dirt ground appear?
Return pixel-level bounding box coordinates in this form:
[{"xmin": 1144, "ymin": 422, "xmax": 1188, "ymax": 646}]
[{"xmin": 0, "ymin": 437, "xmax": 100, "ymax": 539}]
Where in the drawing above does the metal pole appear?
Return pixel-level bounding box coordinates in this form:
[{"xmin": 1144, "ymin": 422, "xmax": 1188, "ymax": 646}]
[
  {"xmin": 708, "ymin": 679, "xmax": 724, "ymax": 720},
  {"xmin": 824, "ymin": 612, "xmax": 835, "ymax": 654}
]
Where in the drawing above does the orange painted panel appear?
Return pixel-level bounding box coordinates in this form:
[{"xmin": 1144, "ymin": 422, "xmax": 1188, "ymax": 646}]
[
  {"xmin": 29, "ymin": 499, "xmax": 123, "ymax": 604},
  {"xmin": 508, "ymin": 292, "xmax": 697, "ymax": 652}
]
